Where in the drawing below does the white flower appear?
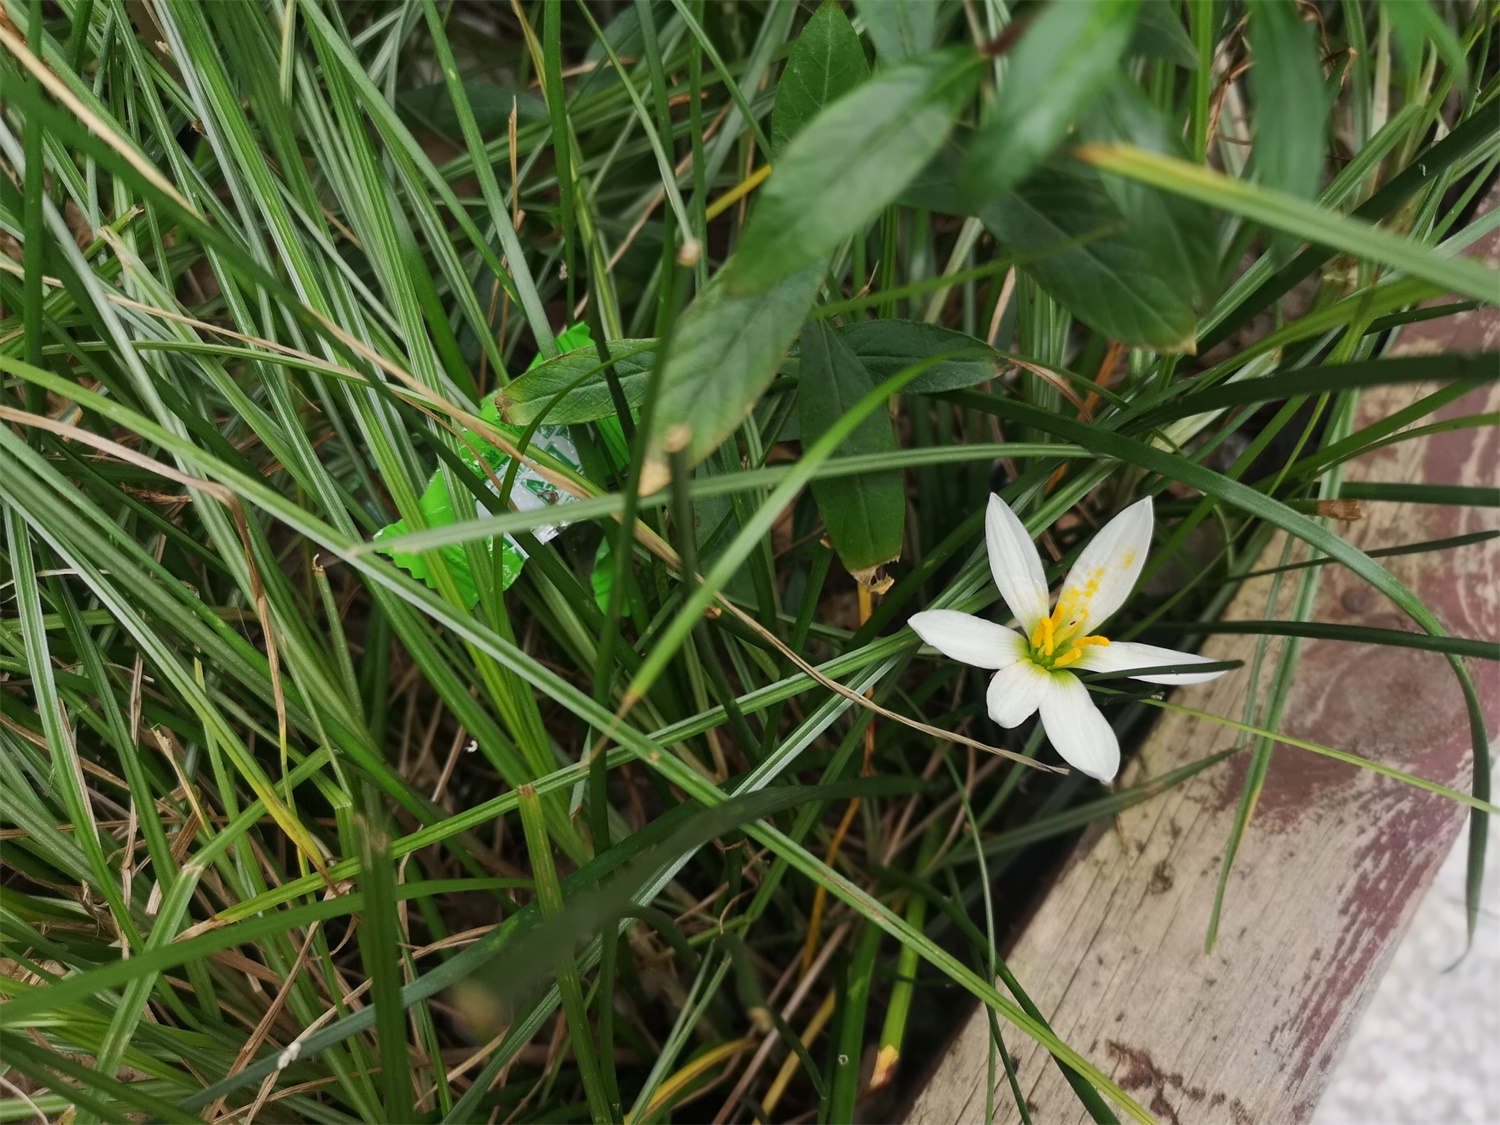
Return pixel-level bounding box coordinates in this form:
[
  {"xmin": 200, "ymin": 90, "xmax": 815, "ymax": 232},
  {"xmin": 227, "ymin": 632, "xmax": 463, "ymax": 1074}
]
[{"xmin": 909, "ymin": 494, "xmax": 1226, "ymax": 781}]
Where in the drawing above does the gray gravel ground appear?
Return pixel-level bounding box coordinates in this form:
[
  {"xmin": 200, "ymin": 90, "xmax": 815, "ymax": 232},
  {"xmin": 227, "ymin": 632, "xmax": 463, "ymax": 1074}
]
[{"xmin": 1313, "ymin": 827, "xmax": 1500, "ymax": 1124}]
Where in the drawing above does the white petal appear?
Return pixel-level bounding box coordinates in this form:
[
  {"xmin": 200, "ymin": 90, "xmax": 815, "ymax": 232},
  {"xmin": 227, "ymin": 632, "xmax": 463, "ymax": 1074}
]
[
  {"xmin": 1073, "ymin": 640, "xmax": 1227, "ymax": 685},
  {"xmin": 985, "ymin": 493, "xmax": 1050, "ymax": 632},
  {"xmin": 1038, "ymin": 672, "xmax": 1120, "ymax": 781},
  {"xmin": 910, "ymin": 610, "xmax": 1026, "ymax": 670},
  {"xmin": 986, "ymin": 659, "xmax": 1052, "ymax": 728},
  {"xmin": 1055, "ymin": 496, "xmax": 1154, "ymax": 635}
]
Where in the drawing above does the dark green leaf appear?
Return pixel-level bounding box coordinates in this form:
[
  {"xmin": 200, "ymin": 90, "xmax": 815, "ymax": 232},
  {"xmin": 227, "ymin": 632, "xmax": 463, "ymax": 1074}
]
[
  {"xmin": 1128, "ymin": 0, "xmax": 1198, "ymax": 68},
  {"xmin": 839, "ymin": 319, "xmax": 1000, "ymax": 393},
  {"xmin": 1133, "ymin": 353, "xmax": 1500, "ymax": 429},
  {"xmin": 729, "ymin": 48, "xmax": 981, "ymax": 294},
  {"xmin": 1249, "ymin": 0, "xmax": 1326, "ymax": 254},
  {"xmin": 798, "ymin": 321, "xmax": 904, "ymax": 579},
  {"xmin": 1075, "ymin": 144, "xmax": 1500, "ymax": 306},
  {"xmin": 960, "ymin": 0, "xmax": 1141, "ymax": 203},
  {"xmin": 897, "ymin": 139, "xmax": 967, "ymax": 216},
  {"xmin": 1366, "ymin": 301, "xmax": 1482, "ymax": 335},
  {"xmin": 498, "ymin": 341, "xmax": 657, "ymax": 425},
  {"xmin": 642, "ymin": 264, "xmax": 825, "ymax": 488},
  {"xmin": 1161, "ymin": 620, "xmax": 1499, "ymax": 662},
  {"xmin": 1335, "ymin": 482, "xmax": 1500, "ymax": 507},
  {"xmin": 1082, "ymin": 79, "xmax": 1220, "ymax": 306},
  {"xmin": 900, "ymin": 141, "xmax": 1203, "ymax": 346},
  {"xmin": 982, "ymin": 165, "xmax": 1198, "ymax": 351},
  {"xmin": 1234, "ymin": 531, "xmax": 1500, "ymax": 580},
  {"xmin": 851, "ymin": 0, "xmax": 936, "ymax": 63},
  {"xmin": 772, "ymin": 3, "xmax": 870, "ymax": 154}
]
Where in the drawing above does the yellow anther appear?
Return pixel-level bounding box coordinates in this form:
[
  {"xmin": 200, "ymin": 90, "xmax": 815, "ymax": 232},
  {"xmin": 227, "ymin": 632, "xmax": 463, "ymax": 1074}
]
[
  {"xmin": 1044, "ymin": 602, "xmax": 1080, "ymax": 648},
  {"xmin": 1032, "ymin": 604, "xmax": 1110, "ymax": 666},
  {"xmin": 1036, "ymin": 615, "xmax": 1055, "ymax": 655}
]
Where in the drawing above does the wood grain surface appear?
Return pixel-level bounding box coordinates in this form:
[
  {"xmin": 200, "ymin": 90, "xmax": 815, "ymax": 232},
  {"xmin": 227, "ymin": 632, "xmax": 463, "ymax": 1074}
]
[{"xmin": 906, "ymin": 315, "xmax": 1499, "ymax": 1122}]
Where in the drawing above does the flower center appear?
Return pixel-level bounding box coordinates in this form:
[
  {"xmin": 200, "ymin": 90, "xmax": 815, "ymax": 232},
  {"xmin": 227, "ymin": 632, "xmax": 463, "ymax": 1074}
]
[{"xmin": 1027, "ymin": 600, "xmax": 1109, "ymax": 670}]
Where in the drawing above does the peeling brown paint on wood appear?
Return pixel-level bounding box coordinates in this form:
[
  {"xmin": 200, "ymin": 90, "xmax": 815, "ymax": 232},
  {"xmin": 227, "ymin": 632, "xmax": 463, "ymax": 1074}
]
[{"xmin": 907, "ymin": 308, "xmax": 1499, "ymax": 1120}]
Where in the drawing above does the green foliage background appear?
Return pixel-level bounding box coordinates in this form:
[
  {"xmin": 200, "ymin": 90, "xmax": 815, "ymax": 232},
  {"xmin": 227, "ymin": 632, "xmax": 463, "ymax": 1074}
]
[{"xmin": 0, "ymin": 0, "xmax": 1496, "ymax": 1121}]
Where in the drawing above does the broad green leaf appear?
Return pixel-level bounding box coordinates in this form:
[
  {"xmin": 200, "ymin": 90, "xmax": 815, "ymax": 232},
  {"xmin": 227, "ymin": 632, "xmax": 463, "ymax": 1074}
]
[
  {"xmin": 851, "ymin": 0, "xmax": 936, "ymax": 63},
  {"xmin": 839, "ymin": 319, "xmax": 1000, "ymax": 393},
  {"xmin": 1127, "ymin": 0, "xmax": 1198, "ymax": 68},
  {"xmin": 1075, "ymin": 144, "xmax": 1500, "ymax": 304},
  {"xmin": 960, "ymin": 0, "xmax": 1141, "ymax": 204},
  {"xmin": 1249, "ymin": 0, "xmax": 1327, "ymax": 252},
  {"xmin": 1082, "ymin": 79, "xmax": 1221, "ymax": 307},
  {"xmin": 641, "ymin": 264, "xmax": 825, "ymax": 490},
  {"xmin": 798, "ymin": 321, "xmax": 904, "ymax": 583},
  {"xmin": 897, "ymin": 139, "xmax": 967, "ymax": 216},
  {"xmin": 497, "ymin": 340, "xmax": 657, "ymax": 425},
  {"xmin": 771, "ymin": 3, "xmax": 870, "ymax": 154},
  {"xmin": 983, "ymin": 165, "xmax": 1199, "ymax": 351},
  {"xmin": 728, "ymin": 48, "xmax": 981, "ymax": 294}
]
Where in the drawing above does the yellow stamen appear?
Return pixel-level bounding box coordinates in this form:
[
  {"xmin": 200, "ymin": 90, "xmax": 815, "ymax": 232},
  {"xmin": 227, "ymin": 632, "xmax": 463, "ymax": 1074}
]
[
  {"xmin": 1046, "ymin": 596, "xmax": 1084, "ymax": 647},
  {"xmin": 1033, "ymin": 615, "xmax": 1055, "ymax": 656},
  {"xmin": 1030, "ymin": 586, "xmax": 1113, "ymax": 668},
  {"xmin": 1038, "ymin": 636, "xmax": 1110, "ymax": 669}
]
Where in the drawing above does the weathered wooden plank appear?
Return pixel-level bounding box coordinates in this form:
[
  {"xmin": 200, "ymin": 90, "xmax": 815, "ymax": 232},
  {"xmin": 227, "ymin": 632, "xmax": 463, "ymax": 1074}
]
[{"xmin": 907, "ymin": 319, "xmax": 1499, "ymax": 1121}]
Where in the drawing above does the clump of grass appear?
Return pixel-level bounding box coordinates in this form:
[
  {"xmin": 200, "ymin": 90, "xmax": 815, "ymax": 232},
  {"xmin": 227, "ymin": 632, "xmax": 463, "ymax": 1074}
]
[{"xmin": 0, "ymin": 2, "xmax": 1494, "ymax": 1122}]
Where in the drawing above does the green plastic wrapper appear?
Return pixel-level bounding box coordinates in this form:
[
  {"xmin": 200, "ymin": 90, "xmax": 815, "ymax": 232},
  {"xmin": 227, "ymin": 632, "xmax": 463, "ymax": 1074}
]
[{"xmin": 373, "ymin": 325, "xmax": 624, "ymax": 609}]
